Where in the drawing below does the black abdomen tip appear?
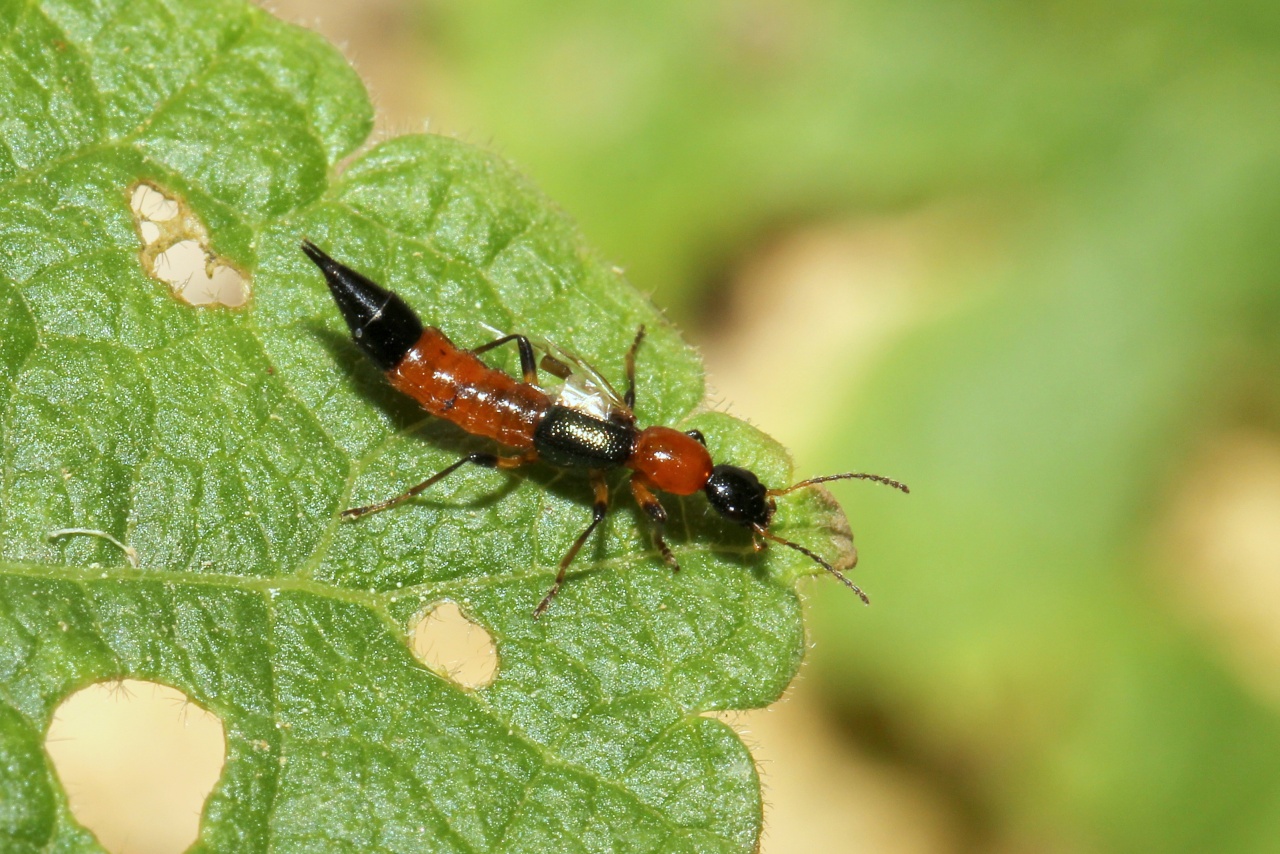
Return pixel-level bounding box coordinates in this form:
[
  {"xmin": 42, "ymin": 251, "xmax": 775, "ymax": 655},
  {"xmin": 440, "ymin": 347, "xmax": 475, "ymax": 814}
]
[{"xmin": 301, "ymin": 240, "xmax": 424, "ymax": 371}]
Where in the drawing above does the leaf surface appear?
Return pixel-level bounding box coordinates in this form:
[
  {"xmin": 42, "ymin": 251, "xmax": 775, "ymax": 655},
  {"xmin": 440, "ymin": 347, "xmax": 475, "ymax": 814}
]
[{"xmin": 0, "ymin": 2, "xmax": 851, "ymax": 851}]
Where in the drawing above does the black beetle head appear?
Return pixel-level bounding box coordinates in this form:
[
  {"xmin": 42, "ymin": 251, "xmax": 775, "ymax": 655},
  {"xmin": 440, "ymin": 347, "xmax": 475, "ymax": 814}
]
[
  {"xmin": 703, "ymin": 459, "xmax": 908, "ymax": 606},
  {"xmin": 703, "ymin": 464, "xmax": 776, "ymax": 528}
]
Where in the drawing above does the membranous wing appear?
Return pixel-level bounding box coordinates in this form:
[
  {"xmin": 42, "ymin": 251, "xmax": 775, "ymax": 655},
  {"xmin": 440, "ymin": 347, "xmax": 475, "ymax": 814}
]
[{"xmin": 477, "ymin": 323, "xmax": 632, "ymax": 423}]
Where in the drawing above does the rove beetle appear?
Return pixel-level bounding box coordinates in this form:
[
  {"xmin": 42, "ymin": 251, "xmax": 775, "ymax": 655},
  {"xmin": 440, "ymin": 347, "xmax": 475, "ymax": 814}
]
[{"xmin": 303, "ymin": 241, "xmax": 907, "ymax": 617}]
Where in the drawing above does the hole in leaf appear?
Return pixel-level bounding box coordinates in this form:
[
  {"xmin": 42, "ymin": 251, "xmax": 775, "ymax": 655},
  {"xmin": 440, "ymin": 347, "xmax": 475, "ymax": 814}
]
[
  {"xmin": 410, "ymin": 602, "xmax": 498, "ymax": 689},
  {"xmin": 129, "ymin": 182, "xmax": 249, "ymax": 307},
  {"xmin": 45, "ymin": 680, "xmax": 226, "ymax": 854}
]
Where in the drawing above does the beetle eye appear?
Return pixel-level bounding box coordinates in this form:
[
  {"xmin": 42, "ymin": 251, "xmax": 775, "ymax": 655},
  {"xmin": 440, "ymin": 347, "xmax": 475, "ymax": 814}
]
[{"xmin": 685, "ymin": 429, "xmax": 706, "ymax": 445}]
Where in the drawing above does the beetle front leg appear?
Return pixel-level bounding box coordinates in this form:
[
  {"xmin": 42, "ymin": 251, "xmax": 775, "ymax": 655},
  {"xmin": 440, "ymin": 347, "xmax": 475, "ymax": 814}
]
[{"xmin": 630, "ymin": 474, "xmax": 679, "ymax": 572}]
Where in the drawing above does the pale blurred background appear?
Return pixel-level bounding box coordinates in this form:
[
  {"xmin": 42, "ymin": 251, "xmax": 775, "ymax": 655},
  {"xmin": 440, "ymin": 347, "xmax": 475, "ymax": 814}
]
[{"xmin": 50, "ymin": 1, "xmax": 1280, "ymax": 851}]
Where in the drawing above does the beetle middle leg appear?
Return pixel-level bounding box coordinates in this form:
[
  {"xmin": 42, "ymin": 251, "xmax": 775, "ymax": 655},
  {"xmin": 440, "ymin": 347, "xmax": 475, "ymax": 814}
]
[
  {"xmin": 630, "ymin": 474, "xmax": 679, "ymax": 572},
  {"xmin": 534, "ymin": 471, "xmax": 610, "ymax": 618},
  {"xmin": 342, "ymin": 450, "xmax": 536, "ymax": 520}
]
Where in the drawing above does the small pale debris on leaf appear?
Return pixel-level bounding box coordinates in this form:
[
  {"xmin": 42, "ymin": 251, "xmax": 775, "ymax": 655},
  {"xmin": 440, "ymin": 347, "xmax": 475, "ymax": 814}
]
[{"xmin": 47, "ymin": 528, "xmax": 139, "ymax": 568}]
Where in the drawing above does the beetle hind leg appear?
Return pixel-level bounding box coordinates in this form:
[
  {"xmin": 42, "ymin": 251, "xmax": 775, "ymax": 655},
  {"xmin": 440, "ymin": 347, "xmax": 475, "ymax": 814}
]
[{"xmin": 342, "ymin": 450, "xmax": 536, "ymax": 520}]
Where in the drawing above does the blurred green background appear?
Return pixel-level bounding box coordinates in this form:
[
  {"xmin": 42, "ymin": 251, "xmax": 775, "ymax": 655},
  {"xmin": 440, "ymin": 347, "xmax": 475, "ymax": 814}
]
[{"xmin": 296, "ymin": 1, "xmax": 1280, "ymax": 851}]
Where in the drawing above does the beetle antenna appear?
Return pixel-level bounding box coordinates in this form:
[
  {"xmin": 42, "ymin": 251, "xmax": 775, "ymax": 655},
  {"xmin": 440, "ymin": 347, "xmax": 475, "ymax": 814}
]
[
  {"xmin": 754, "ymin": 526, "xmax": 869, "ymax": 604},
  {"xmin": 769, "ymin": 472, "xmax": 909, "ymax": 497}
]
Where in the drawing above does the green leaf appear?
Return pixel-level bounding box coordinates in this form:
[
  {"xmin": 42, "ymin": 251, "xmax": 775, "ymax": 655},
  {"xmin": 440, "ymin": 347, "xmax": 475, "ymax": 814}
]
[{"xmin": 0, "ymin": 1, "xmax": 851, "ymax": 851}]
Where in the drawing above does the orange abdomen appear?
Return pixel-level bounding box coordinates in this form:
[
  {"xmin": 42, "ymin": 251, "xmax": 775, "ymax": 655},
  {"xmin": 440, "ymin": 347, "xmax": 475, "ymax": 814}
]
[{"xmin": 388, "ymin": 328, "xmax": 551, "ymax": 449}]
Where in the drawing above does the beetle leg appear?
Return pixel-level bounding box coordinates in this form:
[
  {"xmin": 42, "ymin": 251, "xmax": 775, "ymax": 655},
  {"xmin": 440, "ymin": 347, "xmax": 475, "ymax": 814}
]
[
  {"xmin": 342, "ymin": 450, "xmax": 537, "ymax": 519},
  {"xmin": 630, "ymin": 474, "xmax": 679, "ymax": 572},
  {"xmin": 534, "ymin": 471, "xmax": 610, "ymax": 618},
  {"xmin": 623, "ymin": 325, "xmax": 646, "ymax": 410},
  {"xmin": 472, "ymin": 333, "xmax": 539, "ymax": 385}
]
